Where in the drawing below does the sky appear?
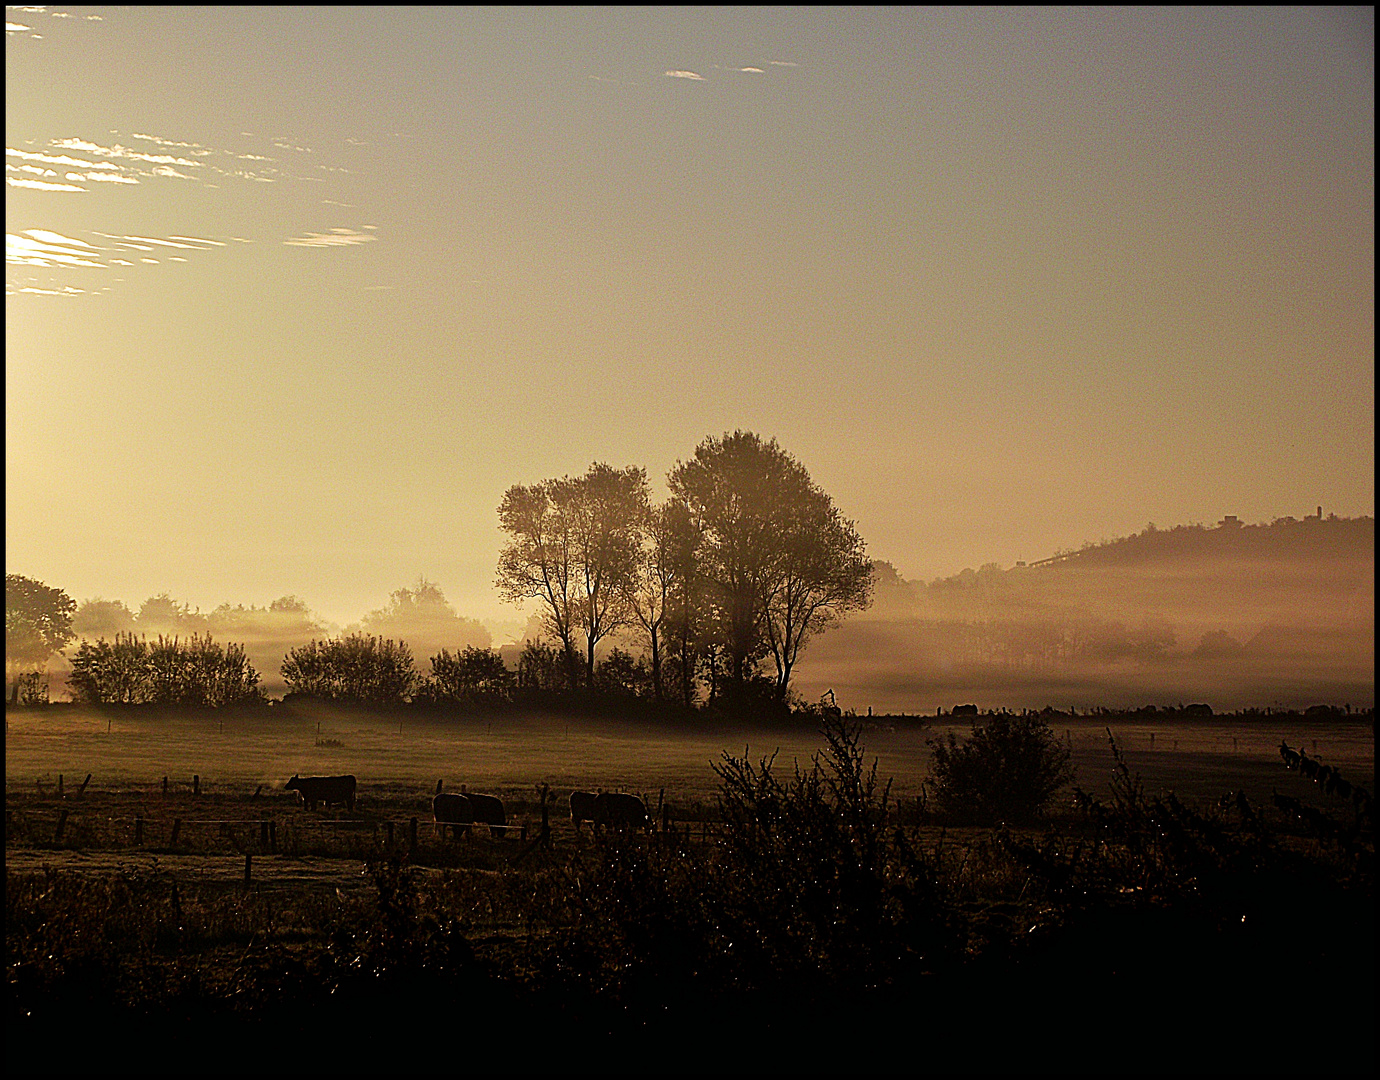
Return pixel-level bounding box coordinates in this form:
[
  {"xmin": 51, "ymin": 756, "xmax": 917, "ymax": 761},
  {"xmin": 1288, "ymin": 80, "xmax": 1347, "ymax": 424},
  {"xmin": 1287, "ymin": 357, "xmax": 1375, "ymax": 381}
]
[{"xmin": 6, "ymin": 6, "xmax": 1374, "ymax": 633}]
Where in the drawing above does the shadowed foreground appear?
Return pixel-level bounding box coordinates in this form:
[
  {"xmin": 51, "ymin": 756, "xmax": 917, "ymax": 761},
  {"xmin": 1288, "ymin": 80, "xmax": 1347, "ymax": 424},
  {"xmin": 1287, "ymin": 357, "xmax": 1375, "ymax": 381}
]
[{"xmin": 7, "ymin": 720, "xmax": 1374, "ymax": 1075}]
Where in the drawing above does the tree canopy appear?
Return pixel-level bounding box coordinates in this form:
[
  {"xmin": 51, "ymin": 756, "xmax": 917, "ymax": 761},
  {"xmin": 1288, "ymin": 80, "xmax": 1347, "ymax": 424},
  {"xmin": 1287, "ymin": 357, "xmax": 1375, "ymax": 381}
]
[
  {"xmin": 669, "ymin": 431, "xmax": 873, "ymax": 700},
  {"xmin": 6, "ymin": 574, "xmax": 76, "ymax": 701}
]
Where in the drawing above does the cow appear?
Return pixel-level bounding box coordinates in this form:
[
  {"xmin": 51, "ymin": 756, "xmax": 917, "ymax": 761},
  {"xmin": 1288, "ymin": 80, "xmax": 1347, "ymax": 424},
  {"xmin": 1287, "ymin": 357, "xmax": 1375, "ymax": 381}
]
[
  {"xmin": 570, "ymin": 790, "xmax": 599, "ymax": 832},
  {"xmin": 1280, "ymin": 741, "xmax": 1301, "ymax": 769},
  {"xmin": 432, "ymin": 792, "xmax": 473, "ymax": 840},
  {"xmin": 464, "ymin": 791, "xmax": 507, "ymax": 837},
  {"xmin": 285, "ymin": 773, "xmax": 356, "ymax": 811},
  {"xmin": 594, "ymin": 791, "xmax": 649, "ymax": 832}
]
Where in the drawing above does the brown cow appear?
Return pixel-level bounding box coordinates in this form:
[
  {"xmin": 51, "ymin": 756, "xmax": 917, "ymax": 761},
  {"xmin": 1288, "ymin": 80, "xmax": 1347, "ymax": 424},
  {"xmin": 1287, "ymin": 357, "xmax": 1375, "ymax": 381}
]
[
  {"xmin": 570, "ymin": 790, "xmax": 599, "ymax": 831},
  {"xmin": 285, "ymin": 773, "xmax": 356, "ymax": 811},
  {"xmin": 594, "ymin": 791, "xmax": 648, "ymax": 832},
  {"xmin": 433, "ymin": 792, "xmax": 473, "ymax": 839}
]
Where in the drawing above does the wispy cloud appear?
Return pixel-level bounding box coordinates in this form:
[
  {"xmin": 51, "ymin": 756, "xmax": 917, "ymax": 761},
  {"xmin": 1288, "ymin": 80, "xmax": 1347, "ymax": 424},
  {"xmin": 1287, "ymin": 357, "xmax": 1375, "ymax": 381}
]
[
  {"xmin": 769, "ymin": 60, "xmax": 799, "ymax": 67},
  {"xmin": 284, "ymin": 228, "xmax": 379, "ymax": 248},
  {"xmin": 665, "ymin": 70, "xmax": 705, "ymax": 81},
  {"xmin": 7, "ymin": 148, "xmax": 120, "ymax": 170},
  {"xmin": 7, "ymin": 177, "xmax": 84, "ymax": 191},
  {"xmin": 6, "ymin": 231, "xmax": 107, "ymax": 268},
  {"xmin": 76, "ymin": 171, "xmax": 140, "ymax": 184},
  {"xmin": 52, "ymin": 138, "xmax": 202, "ymax": 169}
]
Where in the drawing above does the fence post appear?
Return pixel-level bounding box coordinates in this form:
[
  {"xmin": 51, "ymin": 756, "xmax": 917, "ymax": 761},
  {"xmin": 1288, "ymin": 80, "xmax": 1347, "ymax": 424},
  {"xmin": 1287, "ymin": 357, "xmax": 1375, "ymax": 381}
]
[
  {"xmin": 270, "ymin": 821, "xmax": 277, "ymax": 852},
  {"xmin": 409, "ymin": 816, "xmax": 418, "ymax": 857},
  {"xmin": 170, "ymin": 818, "xmax": 182, "ymax": 847},
  {"xmin": 260, "ymin": 820, "xmax": 269, "ymax": 848},
  {"xmin": 135, "ymin": 816, "xmax": 144, "ymax": 846},
  {"xmin": 540, "ymin": 783, "xmax": 551, "ymax": 849},
  {"xmin": 193, "ymin": 775, "xmax": 200, "ymax": 797},
  {"xmin": 57, "ymin": 774, "xmax": 63, "ymax": 798},
  {"xmin": 78, "ymin": 774, "xmax": 92, "ymax": 797},
  {"xmin": 54, "ymin": 808, "xmax": 69, "ymax": 842}
]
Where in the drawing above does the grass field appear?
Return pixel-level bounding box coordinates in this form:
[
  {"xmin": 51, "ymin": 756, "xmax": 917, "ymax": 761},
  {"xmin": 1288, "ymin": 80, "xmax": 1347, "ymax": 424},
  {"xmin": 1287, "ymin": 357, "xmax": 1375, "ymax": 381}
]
[{"xmin": 7, "ymin": 704, "xmax": 1373, "ymax": 1075}]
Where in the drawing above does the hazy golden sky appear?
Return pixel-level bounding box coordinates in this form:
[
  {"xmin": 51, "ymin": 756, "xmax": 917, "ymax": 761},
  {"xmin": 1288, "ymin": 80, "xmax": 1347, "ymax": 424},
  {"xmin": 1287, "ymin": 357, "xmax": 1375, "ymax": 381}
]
[{"xmin": 6, "ymin": 7, "xmax": 1374, "ymax": 629}]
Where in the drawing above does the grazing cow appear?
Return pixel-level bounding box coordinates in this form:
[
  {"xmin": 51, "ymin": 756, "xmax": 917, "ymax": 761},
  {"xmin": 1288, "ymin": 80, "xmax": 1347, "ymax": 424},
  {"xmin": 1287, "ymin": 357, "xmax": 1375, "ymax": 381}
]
[
  {"xmin": 594, "ymin": 791, "xmax": 649, "ymax": 832},
  {"xmin": 570, "ymin": 790, "xmax": 599, "ymax": 831},
  {"xmin": 464, "ymin": 792, "xmax": 507, "ymax": 837},
  {"xmin": 1299, "ymin": 755, "xmax": 1319, "ymax": 780},
  {"xmin": 432, "ymin": 792, "xmax": 473, "ymax": 840},
  {"xmin": 285, "ymin": 773, "xmax": 356, "ymax": 811},
  {"xmin": 1280, "ymin": 742, "xmax": 1301, "ymax": 769}
]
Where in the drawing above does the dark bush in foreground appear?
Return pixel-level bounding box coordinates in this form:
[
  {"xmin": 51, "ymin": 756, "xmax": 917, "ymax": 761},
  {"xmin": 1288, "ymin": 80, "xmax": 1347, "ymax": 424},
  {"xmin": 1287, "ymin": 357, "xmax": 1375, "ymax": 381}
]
[
  {"xmin": 927, "ymin": 712, "xmax": 1074, "ymax": 823},
  {"xmin": 556, "ymin": 717, "xmax": 955, "ymax": 1006}
]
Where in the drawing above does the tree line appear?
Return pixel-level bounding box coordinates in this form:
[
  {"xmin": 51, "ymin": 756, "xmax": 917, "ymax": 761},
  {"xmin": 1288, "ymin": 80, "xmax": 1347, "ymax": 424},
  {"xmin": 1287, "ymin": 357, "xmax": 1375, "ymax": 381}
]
[{"xmin": 5, "ymin": 432, "xmax": 875, "ymax": 714}]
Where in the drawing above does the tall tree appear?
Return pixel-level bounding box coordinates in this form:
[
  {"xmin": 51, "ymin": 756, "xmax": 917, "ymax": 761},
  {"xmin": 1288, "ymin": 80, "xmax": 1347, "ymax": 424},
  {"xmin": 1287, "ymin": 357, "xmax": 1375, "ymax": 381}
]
[
  {"xmin": 496, "ymin": 463, "xmax": 649, "ymax": 689},
  {"xmin": 497, "ymin": 481, "xmax": 581, "ymax": 688},
  {"xmin": 669, "ymin": 432, "xmax": 873, "ymax": 700},
  {"xmin": 761, "ymin": 487, "xmax": 874, "ymax": 695},
  {"xmin": 5, "ymin": 574, "xmax": 77, "ymax": 703},
  {"xmin": 620, "ymin": 500, "xmax": 690, "ymax": 701}
]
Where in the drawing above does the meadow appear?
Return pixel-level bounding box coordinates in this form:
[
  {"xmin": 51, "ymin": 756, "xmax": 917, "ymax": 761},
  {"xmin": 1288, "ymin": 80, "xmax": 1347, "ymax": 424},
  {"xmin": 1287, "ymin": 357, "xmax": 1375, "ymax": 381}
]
[{"xmin": 6, "ymin": 704, "xmax": 1374, "ymax": 1074}]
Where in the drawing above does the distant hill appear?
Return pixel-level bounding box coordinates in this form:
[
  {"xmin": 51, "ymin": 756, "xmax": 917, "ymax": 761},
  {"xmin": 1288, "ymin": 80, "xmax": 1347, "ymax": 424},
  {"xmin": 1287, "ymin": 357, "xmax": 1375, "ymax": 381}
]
[{"xmin": 798, "ymin": 515, "xmax": 1373, "ymax": 714}]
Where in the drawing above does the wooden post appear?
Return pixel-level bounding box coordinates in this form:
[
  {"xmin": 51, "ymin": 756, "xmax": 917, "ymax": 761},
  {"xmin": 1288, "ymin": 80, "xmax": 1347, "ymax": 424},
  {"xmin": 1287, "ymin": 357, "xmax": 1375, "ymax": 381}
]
[
  {"xmin": 244, "ymin": 853, "xmax": 252, "ymax": 887},
  {"xmin": 162, "ymin": 775, "xmax": 168, "ymax": 796},
  {"xmin": 135, "ymin": 816, "xmax": 144, "ymax": 846},
  {"xmin": 78, "ymin": 773, "xmax": 92, "ymax": 797},
  {"xmin": 270, "ymin": 821, "xmax": 277, "ymax": 852},
  {"xmin": 193, "ymin": 775, "xmax": 200, "ymax": 796},
  {"xmin": 54, "ymin": 808, "xmax": 69, "ymax": 842},
  {"xmin": 540, "ymin": 783, "xmax": 551, "ymax": 849},
  {"xmin": 409, "ymin": 816, "xmax": 418, "ymax": 856},
  {"xmin": 170, "ymin": 818, "xmax": 182, "ymax": 846},
  {"xmin": 260, "ymin": 820, "xmax": 269, "ymax": 848},
  {"xmin": 57, "ymin": 774, "xmax": 63, "ymax": 798}
]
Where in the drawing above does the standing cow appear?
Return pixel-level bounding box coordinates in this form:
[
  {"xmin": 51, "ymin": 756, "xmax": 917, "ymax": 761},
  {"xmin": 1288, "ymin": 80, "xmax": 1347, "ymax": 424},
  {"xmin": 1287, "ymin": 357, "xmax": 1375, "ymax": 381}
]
[
  {"xmin": 285, "ymin": 773, "xmax": 357, "ymax": 811},
  {"xmin": 570, "ymin": 790, "xmax": 599, "ymax": 832},
  {"xmin": 465, "ymin": 791, "xmax": 507, "ymax": 837},
  {"xmin": 433, "ymin": 792, "xmax": 473, "ymax": 840},
  {"xmin": 594, "ymin": 791, "xmax": 649, "ymax": 833}
]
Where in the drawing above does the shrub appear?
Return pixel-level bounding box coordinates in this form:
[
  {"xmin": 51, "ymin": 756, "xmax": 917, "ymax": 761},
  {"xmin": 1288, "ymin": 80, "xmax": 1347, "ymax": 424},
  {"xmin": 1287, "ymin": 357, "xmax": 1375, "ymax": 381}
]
[
  {"xmin": 426, "ymin": 646, "xmax": 516, "ymax": 706},
  {"xmin": 66, "ymin": 633, "xmax": 262, "ymax": 707},
  {"xmin": 927, "ymin": 713, "xmax": 1074, "ymax": 824},
  {"xmin": 563, "ymin": 716, "xmax": 955, "ymax": 1006},
  {"xmin": 281, "ymin": 634, "xmax": 417, "ymax": 705}
]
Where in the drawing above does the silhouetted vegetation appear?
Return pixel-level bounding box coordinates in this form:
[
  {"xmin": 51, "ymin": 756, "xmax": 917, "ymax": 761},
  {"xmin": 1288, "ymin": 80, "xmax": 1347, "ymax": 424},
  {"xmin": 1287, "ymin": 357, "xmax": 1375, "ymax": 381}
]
[
  {"xmin": 280, "ymin": 634, "xmax": 418, "ymax": 706},
  {"xmin": 5, "ymin": 574, "xmax": 75, "ymax": 704},
  {"xmin": 926, "ymin": 713, "xmax": 1075, "ymax": 824},
  {"xmin": 66, "ymin": 633, "xmax": 263, "ymax": 707},
  {"xmin": 7, "ymin": 718, "xmax": 1372, "ymax": 1071},
  {"xmin": 497, "ymin": 432, "xmax": 874, "ymax": 714}
]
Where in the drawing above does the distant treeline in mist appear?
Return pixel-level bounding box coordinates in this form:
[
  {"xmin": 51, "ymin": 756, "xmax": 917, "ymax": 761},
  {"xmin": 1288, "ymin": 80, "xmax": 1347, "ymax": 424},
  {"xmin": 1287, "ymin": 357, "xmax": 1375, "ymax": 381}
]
[
  {"xmin": 8, "ymin": 508, "xmax": 1373, "ymax": 715},
  {"xmin": 800, "ymin": 514, "xmax": 1373, "ymax": 713}
]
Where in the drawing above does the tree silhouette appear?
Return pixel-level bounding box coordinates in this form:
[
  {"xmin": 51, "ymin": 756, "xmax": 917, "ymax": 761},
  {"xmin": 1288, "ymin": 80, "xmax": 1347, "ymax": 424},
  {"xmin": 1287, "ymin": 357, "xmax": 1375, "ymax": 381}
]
[
  {"xmin": 6, "ymin": 574, "xmax": 76, "ymax": 703},
  {"xmin": 669, "ymin": 432, "xmax": 873, "ymax": 701},
  {"xmin": 497, "ymin": 463, "xmax": 649, "ymax": 689}
]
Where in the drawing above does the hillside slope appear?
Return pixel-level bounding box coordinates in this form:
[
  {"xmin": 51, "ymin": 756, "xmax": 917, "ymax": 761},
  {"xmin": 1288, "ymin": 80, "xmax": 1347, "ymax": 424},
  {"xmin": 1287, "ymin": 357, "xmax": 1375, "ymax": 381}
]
[{"xmin": 799, "ymin": 516, "xmax": 1373, "ymax": 713}]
